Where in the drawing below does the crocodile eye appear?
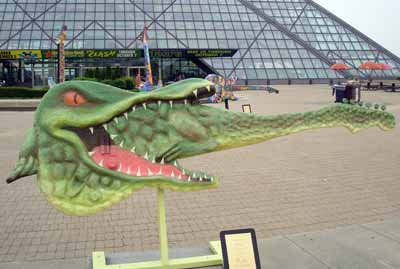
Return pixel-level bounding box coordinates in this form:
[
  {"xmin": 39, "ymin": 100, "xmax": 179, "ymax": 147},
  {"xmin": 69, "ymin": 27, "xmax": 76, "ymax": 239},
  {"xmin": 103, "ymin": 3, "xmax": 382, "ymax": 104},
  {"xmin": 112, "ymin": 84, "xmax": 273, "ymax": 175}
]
[{"xmin": 64, "ymin": 91, "xmax": 87, "ymax": 106}]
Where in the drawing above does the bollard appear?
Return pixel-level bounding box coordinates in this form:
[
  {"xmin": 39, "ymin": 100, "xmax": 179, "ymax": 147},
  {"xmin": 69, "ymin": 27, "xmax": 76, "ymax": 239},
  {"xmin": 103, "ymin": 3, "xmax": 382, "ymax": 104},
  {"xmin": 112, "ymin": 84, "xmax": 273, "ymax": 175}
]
[{"xmin": 224, "ymin": 98, "xmax": 229, "ymax": 110}]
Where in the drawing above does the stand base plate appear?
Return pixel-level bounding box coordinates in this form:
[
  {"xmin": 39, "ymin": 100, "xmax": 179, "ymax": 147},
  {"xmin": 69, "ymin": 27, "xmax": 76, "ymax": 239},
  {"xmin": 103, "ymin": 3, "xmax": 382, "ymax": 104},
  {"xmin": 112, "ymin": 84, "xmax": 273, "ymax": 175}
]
[{"xmin": 92, "ymin": 241, "xmax": 223, "ymax": 269}]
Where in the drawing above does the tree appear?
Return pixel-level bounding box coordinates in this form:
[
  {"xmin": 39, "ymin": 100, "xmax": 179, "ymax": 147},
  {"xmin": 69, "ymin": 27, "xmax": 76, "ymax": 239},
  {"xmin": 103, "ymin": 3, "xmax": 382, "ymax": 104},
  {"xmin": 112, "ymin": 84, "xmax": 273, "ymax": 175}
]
[
  {"xmin": 105, "ymin": 65, "xmax": 112, "ymax": 80},
  {"xmin": 113, "ymin": 66, "xmax": 121, "ymax": 80},
  {"xmin": 85, "ymin": 69, "xmax": 94, "ymax": 78},
  {"xmin": 94, "ymin": 67, "xmax": 101, "ymax": 80}
]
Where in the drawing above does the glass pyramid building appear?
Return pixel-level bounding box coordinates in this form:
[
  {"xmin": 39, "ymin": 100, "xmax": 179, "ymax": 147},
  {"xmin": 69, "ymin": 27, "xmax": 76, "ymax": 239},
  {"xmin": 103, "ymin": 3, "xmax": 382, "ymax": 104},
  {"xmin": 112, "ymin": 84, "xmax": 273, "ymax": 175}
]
[{"xmin": 0, "ymin": 0, "xmax": 399, "ymax": 84}]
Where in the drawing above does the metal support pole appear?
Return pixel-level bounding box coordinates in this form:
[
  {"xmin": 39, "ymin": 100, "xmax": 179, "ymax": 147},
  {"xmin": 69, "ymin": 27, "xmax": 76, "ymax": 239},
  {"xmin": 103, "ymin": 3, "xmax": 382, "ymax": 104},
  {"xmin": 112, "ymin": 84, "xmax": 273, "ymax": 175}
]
[
  {"xmin": 157, "ymin": 187, "xmax": 169, "ymax": 266},
  {"xmin": 41, "ymin": 60, "xmax": 45, "ymax": 86},
  {"xmin": 31, "ymin": 63, "xmax": 35, "ymax": 88},
  {"xmin": 21, "ymin": 60, "xmax": 24, "ymax": 83},
  {"xmin": 57, "ymin": 43, "xmax": 60, "ymax": 83}
]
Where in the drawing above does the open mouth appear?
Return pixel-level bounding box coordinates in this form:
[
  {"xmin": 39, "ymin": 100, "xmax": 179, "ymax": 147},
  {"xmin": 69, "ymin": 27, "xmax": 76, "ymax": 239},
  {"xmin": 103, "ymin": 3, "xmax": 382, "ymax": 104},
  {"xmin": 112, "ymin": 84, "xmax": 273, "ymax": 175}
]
[{"xmin": 66, "ymin": 85, "xmax": 216, "ymax": 185}]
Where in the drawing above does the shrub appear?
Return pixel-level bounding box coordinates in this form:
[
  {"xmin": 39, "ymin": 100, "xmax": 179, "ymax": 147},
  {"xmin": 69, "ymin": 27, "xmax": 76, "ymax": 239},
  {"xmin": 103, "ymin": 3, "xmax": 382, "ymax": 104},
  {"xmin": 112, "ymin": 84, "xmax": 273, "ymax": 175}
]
[
  {"xmin": 100, "ymin": 79, "xmax": 114, "ymax": 86},
  {"xmin": 365, "ymin": 102, "xmax": 372, "ymax": 109},
  {"xmin": 110, "ymin": 79, "xmax": 126, "ymax": 89},
  {"xmin": 73, "ymin": 76, "xmax": 97, "ymax": 81},
  {"xmin": 100, "ymin": 79, "xmax": 126, "ymax": 89},
  {"xmin": 374, "ymin": 103, "xmax": 380, "ymax": 110},
  {"xmin": 123, "ymin": 77, "xmax": 135, "ymax": 90},
  {"xmin": 85, "ymin": 69, "xmax": 94, "ymax": 78},
  {"xmin": 113, "ymin": 66, "xmax": 122, "ymax": 80},
  {"xmin": 94, "ymin": 67, "xmax": 105, "ymax": 80},
  {"xmin": 381, "ymin": 104, "xmax": 386, "ymax": 111},
  {"xmin": 72, "ymin": 76, "xmax": 139, "ymax": 91},
  {"xmin": 0, "ymin": 87, "xmax": 48, "ymax": 99}
]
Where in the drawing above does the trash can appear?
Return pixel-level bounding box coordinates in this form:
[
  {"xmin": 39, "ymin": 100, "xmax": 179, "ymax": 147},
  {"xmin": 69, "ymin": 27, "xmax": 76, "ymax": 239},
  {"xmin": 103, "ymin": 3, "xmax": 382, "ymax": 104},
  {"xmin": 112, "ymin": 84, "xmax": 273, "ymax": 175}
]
[{"xmin": 333, "ymin": 85, "xmax": 346, "ymax": 103}]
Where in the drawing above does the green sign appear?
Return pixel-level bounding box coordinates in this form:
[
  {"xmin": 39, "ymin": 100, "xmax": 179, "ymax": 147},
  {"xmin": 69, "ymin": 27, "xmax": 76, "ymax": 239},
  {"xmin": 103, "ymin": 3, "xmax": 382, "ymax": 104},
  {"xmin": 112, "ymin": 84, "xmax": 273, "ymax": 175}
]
[
  {"xmin": 42, "ymin": 49, "xmax": 140, "ymax": 59},
  {"xmin": 0, "ymin": 49, "xmax": 237, "ymax": 60}
]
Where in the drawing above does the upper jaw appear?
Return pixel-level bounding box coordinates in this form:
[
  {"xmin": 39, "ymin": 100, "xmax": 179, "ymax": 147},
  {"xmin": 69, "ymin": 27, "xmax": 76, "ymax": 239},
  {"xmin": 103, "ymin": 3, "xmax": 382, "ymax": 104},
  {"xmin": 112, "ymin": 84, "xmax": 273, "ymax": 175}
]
[{"xmin": 63, "ymin": 84, "xmax": 217, "ymax": 186}]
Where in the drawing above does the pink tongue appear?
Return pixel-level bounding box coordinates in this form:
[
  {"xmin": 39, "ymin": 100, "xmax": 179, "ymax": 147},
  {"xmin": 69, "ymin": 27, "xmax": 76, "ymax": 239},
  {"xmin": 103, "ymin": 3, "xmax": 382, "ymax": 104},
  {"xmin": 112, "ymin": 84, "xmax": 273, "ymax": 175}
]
[{"xmin": 91, "ymin": 145, "xmax": 187, "ymax": 179}]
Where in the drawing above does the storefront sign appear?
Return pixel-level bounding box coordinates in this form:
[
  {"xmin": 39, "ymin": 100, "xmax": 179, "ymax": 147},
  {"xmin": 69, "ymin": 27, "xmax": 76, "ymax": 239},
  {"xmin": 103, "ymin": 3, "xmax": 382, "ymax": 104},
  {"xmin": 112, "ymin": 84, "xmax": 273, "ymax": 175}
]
[
  {"xmin": 150, "ymin": 49, "xmax": 237, "ymax": 58},
  {"xmin": 0, "ymin": 50, "xmax": 42, "ymax": 60},
  {"xmin": 0, "ymin": 49, "xmax": 237, "ymax": 60}
]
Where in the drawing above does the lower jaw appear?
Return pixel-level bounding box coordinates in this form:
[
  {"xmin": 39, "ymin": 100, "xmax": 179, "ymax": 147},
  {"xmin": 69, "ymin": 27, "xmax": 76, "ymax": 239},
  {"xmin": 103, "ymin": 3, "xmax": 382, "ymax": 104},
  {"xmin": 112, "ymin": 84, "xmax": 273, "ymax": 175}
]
[{"xmin": 91, "ymin": 145, "xmax": 188, "ymax": 180}]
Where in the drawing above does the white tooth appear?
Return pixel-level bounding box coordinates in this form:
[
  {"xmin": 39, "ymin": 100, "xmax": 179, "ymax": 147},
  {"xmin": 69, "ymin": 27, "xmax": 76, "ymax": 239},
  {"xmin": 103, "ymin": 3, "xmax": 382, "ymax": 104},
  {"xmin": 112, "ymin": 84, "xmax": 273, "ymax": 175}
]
[
  {"xmin": 110, "ymin": 134, "xmax": 117, "ymax": 140},
  {"xmin": 193, "ymin": 89, "xmax": 198, "ymax": 98},
  {"xmin": 131, "ymin": 146, "xmax": 136, "ymax": 153},
  {"xmin": 102, "ymin": 124, "xmax": 108, "ymax": 131},
  {"xmin": 169, "ymin": 100, "xmax": 173, "ymax": 108},
  {"xmin": 178, "ymin": 174, "xmax": 182, "ymax": 180},
  {"xmin": 132, "ymin": 106, "xmax": 136, "ymax": 112},
  {"xmin": 160, "ymin": 157, "xmax": 164, "ymax": 164},
  {"xmin": 142, "ymin": 103, "xmax": 147, "ymax": 110},
  {"xmin": 182, "ymin": 169, "xmax": 186, "ymax": 175},
  {"xmin": 114, "ymin": 117, "xmax": 118, "ymax": 124},
  {"xmin": 127, "ymin": 167, "xmax": 131, "ymax": 175},
  {"xmin": 171, "ymin": 171, "xmax": 175, "ymax": 178},
  {"xmin": 89, "ymin": 151, "xmax": 95, "ymax": 156},
  {"xmin": 148, "ymin": 168, "xmax": 153, "ymax": 176},
  {"xmin": 199, "ymin": 176, "xmax": 203, "ymax": 182},
  {"xmin": 117, "ymin": 163, "xmax": 122, "ymax": 172},
  {"xmin": 158, "ymin": 100, "xmax": 162, "ymax": 107},
  {"xmin": 157, "ymin": 168, "xmax": 162, "ymax": 175},
  {"xmin": 152, "ymin": 156, "xmax": 156, "ymax": 163},
  {"xmin": 206, "ymin": 85, "xmax": 211, "ymax": 92},
  {"xmin": 193, "ymin": 173, "xmax": 196, "ymax": 178},
  {"xmin": 119, "ymin": 141, "xmax": 124, "ymax": 147},
  {"xmin": 188, "ymin": 176, "xmax": 191, "ymax": 182},
  {"xmin": 143, "ymin": 152, "xmax": 148, "ymax": 160},
  {"xmin": 184, "ymin": 99, "xmax": 188, "ymax": 105},
  {"xmin": 123, "ymin": 112, "xmax": 128, "ymax": 119},
  {"xmin": 174, "ymin": 161, "xmax": 178, "ymax": 167},
  {"xmin": 136, "ymin": 167, "xmax": 141, "ymax": 177},
  {"xmin": 89, "ymin": 127, "xmax": 94, "ymax": 134},
  {"xmin": 98, "ymin": 159, "xmax": 104, "ymax": 167}
]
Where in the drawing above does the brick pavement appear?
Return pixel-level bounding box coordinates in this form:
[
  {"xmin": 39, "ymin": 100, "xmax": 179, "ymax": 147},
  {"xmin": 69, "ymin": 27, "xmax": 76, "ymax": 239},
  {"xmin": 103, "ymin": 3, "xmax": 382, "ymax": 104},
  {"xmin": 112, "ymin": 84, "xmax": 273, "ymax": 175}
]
[{"xmin": 0, "ymin": 85, "xmax": 399, "ymax": 263}]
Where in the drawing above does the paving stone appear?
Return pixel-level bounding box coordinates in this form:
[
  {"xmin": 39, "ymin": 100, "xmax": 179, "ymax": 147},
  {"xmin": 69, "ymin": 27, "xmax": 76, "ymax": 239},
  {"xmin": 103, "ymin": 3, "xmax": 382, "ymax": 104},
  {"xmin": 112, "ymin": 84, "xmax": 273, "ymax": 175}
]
[{"xmin": 0, "ymin": 86, "xmax": 399, "ymax": 263}]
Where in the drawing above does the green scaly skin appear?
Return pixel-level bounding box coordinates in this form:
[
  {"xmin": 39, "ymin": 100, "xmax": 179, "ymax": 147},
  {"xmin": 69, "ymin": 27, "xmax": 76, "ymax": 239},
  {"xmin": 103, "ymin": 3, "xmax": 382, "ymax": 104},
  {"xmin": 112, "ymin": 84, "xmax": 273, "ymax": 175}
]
[{"xmin": 6, "ymin": 79, "xmax": 396, "ymax": 216}]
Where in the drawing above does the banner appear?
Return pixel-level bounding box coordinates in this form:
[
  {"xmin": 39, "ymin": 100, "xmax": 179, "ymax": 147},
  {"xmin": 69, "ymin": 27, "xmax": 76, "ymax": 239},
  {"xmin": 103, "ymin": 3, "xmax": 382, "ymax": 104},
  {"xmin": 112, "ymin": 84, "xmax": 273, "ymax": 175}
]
[
  {"xmin": 0, "ymin": 50, "xmax": 42, "ymax": 60},
  {"xmin": 150, "ymin": 49, "xmax": 237, "ymax": 58},
  {"xmin": 0, "ymin": 49, "xmax": 237, "ymax": 60}
]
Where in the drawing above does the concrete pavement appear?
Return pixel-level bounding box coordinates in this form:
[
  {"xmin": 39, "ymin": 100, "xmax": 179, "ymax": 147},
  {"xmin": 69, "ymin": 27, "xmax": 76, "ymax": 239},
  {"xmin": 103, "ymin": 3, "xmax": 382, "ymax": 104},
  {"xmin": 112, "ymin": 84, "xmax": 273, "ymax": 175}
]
[
  {"xmin": 1, "ymin": 213, "xmax": 400, "ymax": 268},
  {"xmin": 1, "ymin": 85, "xmax": 400, "ymax": 267}
]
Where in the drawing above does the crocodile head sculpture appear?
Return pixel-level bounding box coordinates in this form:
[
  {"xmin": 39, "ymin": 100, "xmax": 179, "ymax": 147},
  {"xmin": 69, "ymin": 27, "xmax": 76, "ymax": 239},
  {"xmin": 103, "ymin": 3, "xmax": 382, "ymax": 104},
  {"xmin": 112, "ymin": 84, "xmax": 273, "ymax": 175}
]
[{"xmin": 6, "ymin": 79, "xmax": 396, "ymax": 216}]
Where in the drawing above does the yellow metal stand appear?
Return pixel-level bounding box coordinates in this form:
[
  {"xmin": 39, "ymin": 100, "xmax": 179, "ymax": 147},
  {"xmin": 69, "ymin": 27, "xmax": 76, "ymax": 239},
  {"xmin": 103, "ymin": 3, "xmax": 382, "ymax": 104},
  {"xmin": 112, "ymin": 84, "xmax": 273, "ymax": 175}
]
[{"xmin": 92, "ymin": 187, "xmax": 223, "ymax": 269}]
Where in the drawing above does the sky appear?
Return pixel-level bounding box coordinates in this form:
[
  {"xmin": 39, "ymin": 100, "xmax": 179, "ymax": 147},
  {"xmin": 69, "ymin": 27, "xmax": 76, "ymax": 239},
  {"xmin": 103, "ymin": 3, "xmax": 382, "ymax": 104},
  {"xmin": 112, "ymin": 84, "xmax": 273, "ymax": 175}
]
[{"xmin": 314, "ymin": 0, "xmax": 400, "ymax": 57}]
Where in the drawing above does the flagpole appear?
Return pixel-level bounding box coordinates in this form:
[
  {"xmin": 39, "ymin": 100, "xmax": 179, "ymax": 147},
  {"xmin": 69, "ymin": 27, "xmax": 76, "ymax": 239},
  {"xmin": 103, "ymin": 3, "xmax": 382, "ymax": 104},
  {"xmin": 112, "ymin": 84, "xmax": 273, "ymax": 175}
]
[{"xmin": 142, "ymin": 23, "xmax": 153, "ymax": 88}]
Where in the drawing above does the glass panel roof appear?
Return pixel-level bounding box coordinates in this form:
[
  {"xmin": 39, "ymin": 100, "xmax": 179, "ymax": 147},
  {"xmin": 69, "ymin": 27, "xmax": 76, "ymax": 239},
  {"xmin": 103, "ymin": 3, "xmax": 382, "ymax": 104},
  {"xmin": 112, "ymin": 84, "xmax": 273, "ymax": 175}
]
[{"xmin": 0, "ymin": 0, "xmax": 399, "ymax": 80}]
